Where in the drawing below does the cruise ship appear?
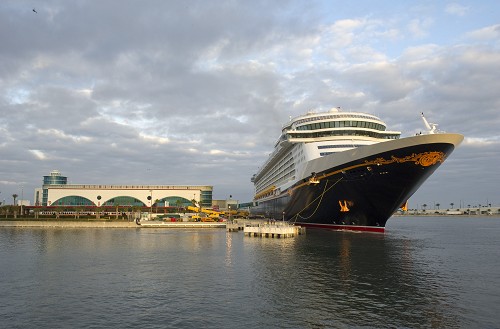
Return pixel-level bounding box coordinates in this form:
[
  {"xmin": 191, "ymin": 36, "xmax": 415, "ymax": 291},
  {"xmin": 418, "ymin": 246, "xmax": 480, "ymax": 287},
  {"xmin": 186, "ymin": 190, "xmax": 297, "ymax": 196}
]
[{"xmin": 250, "ymin": 107, "xmax": 463, "ymax": 232}]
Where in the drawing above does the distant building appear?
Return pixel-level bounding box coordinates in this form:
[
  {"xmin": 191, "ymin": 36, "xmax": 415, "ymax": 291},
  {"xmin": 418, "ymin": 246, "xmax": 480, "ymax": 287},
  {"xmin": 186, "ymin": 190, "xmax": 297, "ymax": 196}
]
[
  {"xmin": 212, "ymin": 199, "xmax": 239, "ymax": 211},
  {"xmin": 33, "ymin": 170, "xmax": 213, "ymax": 208}
]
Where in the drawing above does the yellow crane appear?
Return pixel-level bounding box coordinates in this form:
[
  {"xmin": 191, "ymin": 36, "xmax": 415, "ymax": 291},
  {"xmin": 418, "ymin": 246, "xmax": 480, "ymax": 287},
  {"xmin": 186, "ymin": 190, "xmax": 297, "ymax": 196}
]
[
  {"xmin": 186, "ymin": 206, "xmax": 223, "ymax": 220},
  {"xmin": 186, "ymin": 205, "xmax": 249, "ymax": 220}
]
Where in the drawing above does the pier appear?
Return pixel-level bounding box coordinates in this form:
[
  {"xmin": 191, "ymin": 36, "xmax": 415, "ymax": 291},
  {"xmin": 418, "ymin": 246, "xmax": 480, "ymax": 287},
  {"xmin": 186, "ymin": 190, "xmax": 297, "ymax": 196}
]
[
  {"xmin": 226, "ymin": 218, "xmax": 249, "ymax": 231},
  {"xmin": 138, "ymin": 221, "xmax": 225, "ymax": 228},
  {"xmin": 226, "ymin": 219, "xmax": 306, "ymax": 237},
  {"xmin": 243, "ymin": 221, "xmax": 305, "ymax": 238}
]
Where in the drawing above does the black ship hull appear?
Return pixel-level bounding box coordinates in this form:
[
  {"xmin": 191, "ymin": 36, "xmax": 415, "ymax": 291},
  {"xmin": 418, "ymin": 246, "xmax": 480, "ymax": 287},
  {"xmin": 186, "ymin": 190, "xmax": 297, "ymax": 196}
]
[{"xmin": 251, "ymin": 133, "xmax": 463, "ymax": 232}]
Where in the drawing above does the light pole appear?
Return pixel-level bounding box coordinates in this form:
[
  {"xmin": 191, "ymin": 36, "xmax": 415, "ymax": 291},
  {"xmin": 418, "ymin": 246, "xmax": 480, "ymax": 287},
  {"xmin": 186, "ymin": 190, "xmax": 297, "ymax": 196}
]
[
  {"xmin": 149, "ymin": 190, "xmax": 153, "ymax": 220},
  {"xmin": 228, "ymin": 195, "xmax": 233, "ymax": 222},
  {"xmin": 193, "ymin": 193, "xmax": 197, "ymax": 212},
  {"xmin": 21, "ymin": 186, "xmax": 24, "ymax": 217}
]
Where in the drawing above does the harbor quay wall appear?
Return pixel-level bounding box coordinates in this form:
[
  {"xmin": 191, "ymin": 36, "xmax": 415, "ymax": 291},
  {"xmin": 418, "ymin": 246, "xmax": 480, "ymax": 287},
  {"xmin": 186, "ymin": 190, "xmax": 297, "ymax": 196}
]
[
  {"xmin": 1, "ymin": 218, "xmax": 297, "ymax": 229},
  {"xmin": 0, "ymin": 220, "xmax": 138, "ymax": 228},
  {"xmin": 0, "ymin": 220, "xmax": 228, "ymax": 228}
]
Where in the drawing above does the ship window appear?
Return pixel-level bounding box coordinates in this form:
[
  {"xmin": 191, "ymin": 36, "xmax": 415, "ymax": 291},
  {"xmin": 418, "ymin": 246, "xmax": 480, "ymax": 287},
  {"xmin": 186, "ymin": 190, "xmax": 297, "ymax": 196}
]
[
  {"xmin": 318, "ymin": 144, "xmax": 360, "ymax": 149},
  {"xmin": 293, "ymin": 120, "xmax": 389, "ymax": 132},
  {"xmin": 288, "ymin": 130, "xmax": 400, "ymax": 140}
]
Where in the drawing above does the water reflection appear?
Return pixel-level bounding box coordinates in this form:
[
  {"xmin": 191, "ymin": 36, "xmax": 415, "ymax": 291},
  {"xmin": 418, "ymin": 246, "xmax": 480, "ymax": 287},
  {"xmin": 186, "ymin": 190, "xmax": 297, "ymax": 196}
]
[
  {"xmin": 247, "ymin": 229, "xmax": 462, "ymax": 328},
  {"xmin": 0, "ymin": 221, "xmax": 494, "ymax": 328}
]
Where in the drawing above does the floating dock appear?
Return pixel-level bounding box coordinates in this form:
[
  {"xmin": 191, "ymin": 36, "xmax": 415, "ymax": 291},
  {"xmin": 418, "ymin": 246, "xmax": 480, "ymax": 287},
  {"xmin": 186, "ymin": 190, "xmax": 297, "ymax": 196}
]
[
  {"xmin": 226, "ymin": 220, "xmax": 247, "ymax": 232},
  {"xmin": 243, "ymin": 222, "xmax": 305, "ymax": 238}
]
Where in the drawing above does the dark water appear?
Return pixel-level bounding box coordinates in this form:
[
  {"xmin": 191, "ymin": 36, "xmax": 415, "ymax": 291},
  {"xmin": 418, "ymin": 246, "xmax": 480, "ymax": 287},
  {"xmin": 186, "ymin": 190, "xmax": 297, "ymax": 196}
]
[{"xmin": 1, "ymin": 217, "xmax": 499, "ymax": 328}]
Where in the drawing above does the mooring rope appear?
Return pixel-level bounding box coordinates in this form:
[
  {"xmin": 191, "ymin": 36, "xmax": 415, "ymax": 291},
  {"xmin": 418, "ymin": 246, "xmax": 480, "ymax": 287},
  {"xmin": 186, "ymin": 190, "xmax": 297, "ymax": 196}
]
[{"xmin": 291, "ymin": 177, "xmax": 343, "ymax": 222}]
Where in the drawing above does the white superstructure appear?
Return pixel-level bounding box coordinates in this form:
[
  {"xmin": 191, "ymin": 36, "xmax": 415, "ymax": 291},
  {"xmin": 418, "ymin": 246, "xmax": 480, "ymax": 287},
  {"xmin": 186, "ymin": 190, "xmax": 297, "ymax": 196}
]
[{"xmin": 252, "ymin": 107, "xmax": 401, "ymax": 200}]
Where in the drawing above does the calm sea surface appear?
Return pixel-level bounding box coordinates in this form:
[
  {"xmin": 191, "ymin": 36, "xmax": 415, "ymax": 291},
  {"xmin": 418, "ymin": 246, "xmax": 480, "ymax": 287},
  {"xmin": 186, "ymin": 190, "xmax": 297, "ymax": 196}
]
[{"xmin": 1, "ymin": 216, "xmax": 499, "ymax": 328}]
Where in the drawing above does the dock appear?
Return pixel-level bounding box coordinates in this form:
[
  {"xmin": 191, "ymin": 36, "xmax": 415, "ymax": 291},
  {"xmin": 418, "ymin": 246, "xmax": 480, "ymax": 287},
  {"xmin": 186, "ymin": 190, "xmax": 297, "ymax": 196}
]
[
  {"xmin": 243, "ymin": 221, "xmax": 305, "ymax": 238},
  {"xmin": 135, "ymin": 218, "xmax": 307, "ymax": 236},
  {"xmin": 225, "ymin": 218, "xmax": 262, "ymax": 231},
  {"xmin": 226, "ymin": 220, "xmax": 247, "ymax": 231},
  {"xmin": 138, "ymin": 221, "xmax": 225, "ymax": 228},
  {"xmin": 226, "ymin": 219, "xmax": 305, "ymax": 237}
]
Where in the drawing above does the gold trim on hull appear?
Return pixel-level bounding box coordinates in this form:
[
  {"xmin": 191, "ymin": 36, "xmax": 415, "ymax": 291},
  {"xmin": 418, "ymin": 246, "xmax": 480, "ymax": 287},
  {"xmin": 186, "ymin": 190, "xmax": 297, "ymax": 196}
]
[
  {"xmin": 290, "ymin": 151, "xmax": 447, "ymax": 194},
  {"xmin": 339, "ymin": 200, "xmax": 351, "ymax": 212},
  {"xmin": 370, "ymin": 151, "xmax": 445, "ymax": 167}
]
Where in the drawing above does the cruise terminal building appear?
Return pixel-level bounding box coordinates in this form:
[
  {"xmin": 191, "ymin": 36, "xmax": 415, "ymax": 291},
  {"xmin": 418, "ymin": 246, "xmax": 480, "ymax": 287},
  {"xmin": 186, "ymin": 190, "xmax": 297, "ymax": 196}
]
[{"xmin": 34, "ymin": 170, "xmax": 213, "ymax": 209}]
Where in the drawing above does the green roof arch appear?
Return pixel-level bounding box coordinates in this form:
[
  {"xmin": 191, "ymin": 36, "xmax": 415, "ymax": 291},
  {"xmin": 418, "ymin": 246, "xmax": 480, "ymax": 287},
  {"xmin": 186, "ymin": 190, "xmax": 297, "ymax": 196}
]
[
  {"xmin": 52, "ymin": 195, "xmax": 95, "ymax": 206},
  {"xmin": 154, "ymin": 196, "xmax": 192, "ymax": 207},
  {"xmin": 102, "ymin": 196, "xmax": 146, "ymax": 207}
]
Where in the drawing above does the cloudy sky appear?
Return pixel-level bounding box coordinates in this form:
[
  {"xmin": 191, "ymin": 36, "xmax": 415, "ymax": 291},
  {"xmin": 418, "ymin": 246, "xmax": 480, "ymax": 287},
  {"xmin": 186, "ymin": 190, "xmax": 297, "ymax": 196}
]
[{"xmin": 1, "ymin": 0, "xmax": 499, "ymax": 209}]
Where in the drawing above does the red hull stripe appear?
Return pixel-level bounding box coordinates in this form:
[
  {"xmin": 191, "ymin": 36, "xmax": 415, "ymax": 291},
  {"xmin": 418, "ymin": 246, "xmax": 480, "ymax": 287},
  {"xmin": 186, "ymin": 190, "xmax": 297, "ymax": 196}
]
[{"xmin": 295, "ymin": 222, "xmax": 385, "ymax": 233}]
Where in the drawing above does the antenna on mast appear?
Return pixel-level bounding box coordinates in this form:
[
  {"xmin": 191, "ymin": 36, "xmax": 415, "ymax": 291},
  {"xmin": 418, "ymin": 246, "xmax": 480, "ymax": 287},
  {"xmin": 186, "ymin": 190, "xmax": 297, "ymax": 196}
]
[{"xmin": 421, "ymin": 112, "xmax": 438, "ymax": 134}]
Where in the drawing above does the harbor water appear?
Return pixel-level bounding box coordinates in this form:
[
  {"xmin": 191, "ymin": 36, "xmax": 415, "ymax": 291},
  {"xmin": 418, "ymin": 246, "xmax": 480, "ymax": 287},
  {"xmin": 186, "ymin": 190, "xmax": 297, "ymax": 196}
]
[{"xmin": 1, "ymin": 216, "xmax": 499, "ymax": 328}]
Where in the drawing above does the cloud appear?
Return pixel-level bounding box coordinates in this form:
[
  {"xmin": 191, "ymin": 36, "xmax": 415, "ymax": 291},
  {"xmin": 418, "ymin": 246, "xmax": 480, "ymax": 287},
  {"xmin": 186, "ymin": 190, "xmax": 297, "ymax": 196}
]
[
  {"xmin": 464, "ymin": 24, "xmax": 500, "ymax": 42},
  {"xmin": 407, "ymin": 18, "xmax": 434, "ymax": 38},
  {"xmin": 464, "ymin": 136, "xmax": 500, "ymax": 146},
  {"xmin": 0, "ymin": 0, "xmax": 499, "ymax": 208},
  {"xmin": 37, "ymin": 128, "xmax": 93, "ymax": 143},
  {"xmin": 29, "ymin": 149, "xmax": 48, "ymax": 160},
  {"xmin": 445, "ymin": 3, "xmax": 469, "ymax": 17},
  {"xmin": 139, "ymin": 133, "xmax": 170, "ymax": 145}
]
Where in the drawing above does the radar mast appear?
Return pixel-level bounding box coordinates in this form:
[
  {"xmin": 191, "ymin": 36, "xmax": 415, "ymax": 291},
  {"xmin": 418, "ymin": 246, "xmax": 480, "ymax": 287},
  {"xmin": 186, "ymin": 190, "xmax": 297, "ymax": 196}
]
[{"xmin": 421, "ymin": 112, "xmax": 438, "ymax": 134}]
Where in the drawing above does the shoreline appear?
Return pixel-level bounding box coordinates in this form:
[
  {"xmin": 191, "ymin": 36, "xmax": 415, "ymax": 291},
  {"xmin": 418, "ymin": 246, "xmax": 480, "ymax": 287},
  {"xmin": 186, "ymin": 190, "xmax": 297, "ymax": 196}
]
[
  {"xmin": 0, "ymin": 219, "xmax": 225, "ymax": 228},
  {"xmin": 0, "ymin": 220, "xmax": 138, "ymax": 228},
  {"xmin": 1, "ymin": 215, "xmax": 498, "ymax": 228},
  {"xmin": 393, "ymin": 214, "xmax": 500, "ymax": 218}
]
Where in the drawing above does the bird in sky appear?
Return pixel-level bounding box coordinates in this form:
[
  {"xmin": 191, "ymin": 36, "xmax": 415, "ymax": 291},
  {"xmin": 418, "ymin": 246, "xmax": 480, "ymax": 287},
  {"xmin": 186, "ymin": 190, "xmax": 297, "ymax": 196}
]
[{"xmin": 33, "ymin": 8, "xmax": 37, "ymax": 13}]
